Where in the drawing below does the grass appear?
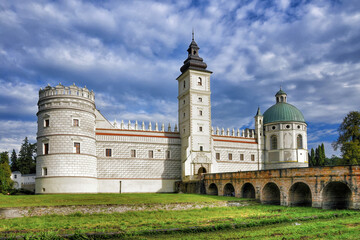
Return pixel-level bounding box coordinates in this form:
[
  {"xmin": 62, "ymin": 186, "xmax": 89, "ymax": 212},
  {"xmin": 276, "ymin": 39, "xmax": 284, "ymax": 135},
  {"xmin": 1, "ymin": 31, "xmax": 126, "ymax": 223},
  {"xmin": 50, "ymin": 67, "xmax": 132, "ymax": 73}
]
[
  {"xmin": 0, "ymin": 193, "xmax": 241, "ymax": 208},
  {"xmin": 1, "ymin": 202, "xmax": 359, "ymax": 239}
]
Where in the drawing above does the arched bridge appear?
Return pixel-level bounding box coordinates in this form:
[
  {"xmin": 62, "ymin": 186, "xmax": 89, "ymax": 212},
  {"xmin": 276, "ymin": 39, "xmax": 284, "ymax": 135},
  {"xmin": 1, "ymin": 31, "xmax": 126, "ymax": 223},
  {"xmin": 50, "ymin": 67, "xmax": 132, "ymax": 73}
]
[{"xmin": 201, "ymin": 165, "xmax": 360, "ymax": 209}]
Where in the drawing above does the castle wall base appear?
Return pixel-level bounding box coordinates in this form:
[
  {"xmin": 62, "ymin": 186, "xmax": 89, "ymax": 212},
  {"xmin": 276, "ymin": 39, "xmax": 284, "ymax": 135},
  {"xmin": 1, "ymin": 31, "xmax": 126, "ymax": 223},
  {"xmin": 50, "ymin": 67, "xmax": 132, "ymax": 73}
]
[
  {"xmin": 97, "ymin": 179, "xmax": 179, "ymax": 193},
  {"xmin": 35, "ymin": 177, "xmax": 98, "ymax": 194}
]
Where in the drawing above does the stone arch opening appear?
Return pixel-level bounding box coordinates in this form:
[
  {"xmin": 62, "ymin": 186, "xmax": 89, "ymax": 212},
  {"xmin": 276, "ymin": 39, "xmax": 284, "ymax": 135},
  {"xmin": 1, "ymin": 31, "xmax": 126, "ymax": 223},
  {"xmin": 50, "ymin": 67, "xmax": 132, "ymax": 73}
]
[
  {"xmin": 208, "ymin": 183, "xmax": 218, "ymax": 195},
  {"xmin": 322, "ymin": 182, "xmax": 352, "ymax": 209},
  {"xmin": 289, "ymin": 182, "xmax": 312, "ymax": 207},
  {"xmin": 262, "ymin": 182, "xmax": 280, "ymax": 205},
  {"xmin": 241, "ymin": 183, "xmax": 255, "ymax": 199},
  {"xmin": 224, "ymin": 183, "xmax": 235, "ymax": 197},
  {"xmin": 198, "ymin": 167, "xmax": 207, "ymax": 175}
]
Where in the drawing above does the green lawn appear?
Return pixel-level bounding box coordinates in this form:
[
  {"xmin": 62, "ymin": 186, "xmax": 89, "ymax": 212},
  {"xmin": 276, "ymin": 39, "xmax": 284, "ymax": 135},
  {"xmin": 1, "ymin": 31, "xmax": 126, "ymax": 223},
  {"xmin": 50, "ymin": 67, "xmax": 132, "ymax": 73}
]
[
  {"xmin": 0, "ymin": 193, "xmax": 240, "ymax": 208},
  {"xmin": 1, "ymin": 200, "xmax": 359, "ymax": 239}
]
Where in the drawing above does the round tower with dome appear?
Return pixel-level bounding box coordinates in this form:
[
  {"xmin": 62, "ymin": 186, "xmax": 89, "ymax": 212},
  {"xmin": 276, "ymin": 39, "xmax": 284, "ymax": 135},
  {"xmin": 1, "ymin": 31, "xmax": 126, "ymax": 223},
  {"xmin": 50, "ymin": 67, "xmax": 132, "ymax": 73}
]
[
  {"xmin": 262, "ymin": 89, "xmax": 308, "ymax": 169},
  {"xmin": 36, "ymin": 83, "xmax": 97, "ymax": 193}
]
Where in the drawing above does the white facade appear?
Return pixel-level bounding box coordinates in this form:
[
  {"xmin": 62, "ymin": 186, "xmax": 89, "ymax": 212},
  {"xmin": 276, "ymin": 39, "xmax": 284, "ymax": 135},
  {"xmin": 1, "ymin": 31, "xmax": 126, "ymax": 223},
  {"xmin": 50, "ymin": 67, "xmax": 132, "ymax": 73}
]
[
  {"xmin": 35, "ymin": 39, "xmax": 308, "ymax": 194},
  {"xmin": 11, "ymin": 171, "xmax": 36, "ymax": 191}
]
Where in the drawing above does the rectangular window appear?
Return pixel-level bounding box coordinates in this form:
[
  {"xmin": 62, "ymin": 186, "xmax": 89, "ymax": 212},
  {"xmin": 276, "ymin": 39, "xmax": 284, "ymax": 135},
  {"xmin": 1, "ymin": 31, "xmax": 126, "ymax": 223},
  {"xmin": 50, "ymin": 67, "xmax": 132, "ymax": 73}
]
[
  {"xmin": 149, "ymin": 150, "xmax": 153, "ymax": 158},
  {"xmin": 198, "ymin": 97, "xmax": 202, "ymax": 102},
  {"xmin": 216, "ymin": 153, "xmax": 220, "ymax": 160},
  {"xmin": 199, "ymin": 110, "xmax": 203, "ymax": 116},
  {"xmin": 73, "ymin": 119, "xmax": 79, "ymax": 126},
  {"xmin": 251, "ymin": 154, "xmax": 255, "ymax": 161},
  {"xmin": 106, "ymin": 149, "xmax": 112, "ymax": 157},
  {"xmin": 198, "ymin": 77, "xmax": 202, "ymax": 86},
  {"xmin": 131, "ymin": 149, "xmax": 136, "ymax": 158},
  {"xmin": 200, "ymin": 146, "xmax": 203, "ymax": 151},
  {"xmin": 240, "ymin": 154, "xmax": 244, "ymax": 161},
  {"xmin": 228, "ymin": 153, "xmax": 232, "ymax": 160},
  {"xmin": 42, "ymin": 167, "xmax": 47, "ymax": 176},
  {"xmin": 44, "ymin": 143, "xmax": 49, "ymax": 155},
  {"xmin": 44, "ymin": 119, "xmax": 50, "ymax": 127},
  {"xmin": 166, "ymin": 150, "xmax": 171, "ymax": 159},
  {"xmin": 74, "ymin": 142, "xmax": 80, "ymax": 154},
  {"xmin": 183, "ymin": 81, "xmax": 186, "ymax": 88},
  {"xmin": 14, "ymin": 175, "xmax": 17, "ymax": 179},
  {"xmin": 199, "ymin": 126, "xmax": 203, "ymax": 132}
]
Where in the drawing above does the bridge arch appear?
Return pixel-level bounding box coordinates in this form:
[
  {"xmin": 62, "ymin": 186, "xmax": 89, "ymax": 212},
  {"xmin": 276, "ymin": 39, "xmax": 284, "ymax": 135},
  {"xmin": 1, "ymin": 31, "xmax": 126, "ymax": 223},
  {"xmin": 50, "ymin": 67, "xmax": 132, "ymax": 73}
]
[
  {"xmin": 262, "ymin": 182, "xmax": 280, "ymax": 205},
  {"xmin": 289, "ymin": 182, "xmax": 312, "ymax": 207},
  {"xmin": 224, "ymin": 183, "xmax": 235, "ymax": 197},
  {"xmin": 322, "ymin": 181, "xmax": 352, "ymax": 209},
  {"xmin": 241, "ymin": 183, "xmax": 255, "ymax": 199},
  {"xmin": 208, "ymin": 183, "xmax": 218, "ymax": 195}
]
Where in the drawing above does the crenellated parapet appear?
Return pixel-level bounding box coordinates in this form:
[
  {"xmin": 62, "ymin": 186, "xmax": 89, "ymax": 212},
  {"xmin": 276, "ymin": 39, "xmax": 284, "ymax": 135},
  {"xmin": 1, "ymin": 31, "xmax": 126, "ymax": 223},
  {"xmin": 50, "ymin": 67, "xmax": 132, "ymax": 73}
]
[
  {"xmin": 39, "ymin": 83, "xmax": 95, "ymax": 101},
  {"xmin": 113, "ymin": 120, "xmax": 179, "ymax": 133},
  {"xmin": 211, "ymin": 126, "xmax": 255, "ymax": 138}
]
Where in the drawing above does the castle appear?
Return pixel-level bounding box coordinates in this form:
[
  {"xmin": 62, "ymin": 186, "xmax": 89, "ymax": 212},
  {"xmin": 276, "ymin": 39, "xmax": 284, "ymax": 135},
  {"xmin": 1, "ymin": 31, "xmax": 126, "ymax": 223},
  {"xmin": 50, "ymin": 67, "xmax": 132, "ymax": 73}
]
[{"xmin": 35, "ymin": 37, "xmax": 308, "ymax": 194}]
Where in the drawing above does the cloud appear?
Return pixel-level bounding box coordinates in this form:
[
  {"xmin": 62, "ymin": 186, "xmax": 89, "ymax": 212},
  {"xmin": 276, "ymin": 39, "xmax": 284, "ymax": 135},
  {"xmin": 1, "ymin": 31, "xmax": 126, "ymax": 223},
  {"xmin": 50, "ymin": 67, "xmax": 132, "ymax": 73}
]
[
  {"xmin": 0, "ymin": 0, "xmax": 359, "ymax": 155},
  {"xmin": 0, "ymin": 120, "xmax": 37, "ymax": 153}
]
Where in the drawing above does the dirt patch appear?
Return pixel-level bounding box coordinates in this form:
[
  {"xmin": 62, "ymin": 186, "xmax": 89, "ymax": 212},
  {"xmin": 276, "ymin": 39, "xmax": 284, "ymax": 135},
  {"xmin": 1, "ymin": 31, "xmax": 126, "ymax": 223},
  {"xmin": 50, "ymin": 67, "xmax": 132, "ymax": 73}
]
[{"xmin": 0, "ymin": 201, "xmax": 254, "ymax": 219}]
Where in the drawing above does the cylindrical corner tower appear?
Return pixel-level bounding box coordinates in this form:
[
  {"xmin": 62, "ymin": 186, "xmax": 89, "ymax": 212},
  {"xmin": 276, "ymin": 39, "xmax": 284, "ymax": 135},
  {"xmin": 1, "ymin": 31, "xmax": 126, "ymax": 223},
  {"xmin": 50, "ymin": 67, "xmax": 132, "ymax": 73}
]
[{"xmin": 36, "ymin": 83, "xmax": 97, "ymax": 193}]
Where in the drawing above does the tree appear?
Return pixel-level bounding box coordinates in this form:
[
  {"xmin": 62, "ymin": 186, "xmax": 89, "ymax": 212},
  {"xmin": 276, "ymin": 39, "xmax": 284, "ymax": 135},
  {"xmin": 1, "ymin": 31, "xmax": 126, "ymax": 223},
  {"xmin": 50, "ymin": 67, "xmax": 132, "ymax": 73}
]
[
  {"xmin": 0, "ymin": 152, "xmax": 13, "ymax": 193},
  {"xmin": 333, "ymin": 111, "xmax": 360, "ymax": 165},
  {"xmin": 318, "ymin": 143, "xmax": 326, "ymax": 166},
  {"xmin": 10, "ymin": 149, "xmax": 19, "ymax": 172},
  {"xmin": 309, "ymin": 148, "xmax": 316, "ymax": 166},
  {"xmin": 17, "ymin": 137, "xmax": 37, "ymax": 174}
]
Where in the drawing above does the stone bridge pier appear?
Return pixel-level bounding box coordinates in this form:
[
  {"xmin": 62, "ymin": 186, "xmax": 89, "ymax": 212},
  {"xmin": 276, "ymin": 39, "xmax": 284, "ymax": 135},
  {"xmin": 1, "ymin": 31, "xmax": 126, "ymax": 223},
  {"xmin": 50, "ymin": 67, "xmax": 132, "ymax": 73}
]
[{"xmin": 202, "ymin": 165, "xmax": 360, "ymax": 209}]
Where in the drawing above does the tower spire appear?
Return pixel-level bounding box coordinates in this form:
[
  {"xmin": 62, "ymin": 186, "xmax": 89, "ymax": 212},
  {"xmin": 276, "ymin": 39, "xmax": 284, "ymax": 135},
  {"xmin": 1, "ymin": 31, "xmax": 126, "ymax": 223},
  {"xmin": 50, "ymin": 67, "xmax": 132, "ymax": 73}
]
[{"xmin": 192, "ymin": 28, "xmax": 194, "ymax": 41}]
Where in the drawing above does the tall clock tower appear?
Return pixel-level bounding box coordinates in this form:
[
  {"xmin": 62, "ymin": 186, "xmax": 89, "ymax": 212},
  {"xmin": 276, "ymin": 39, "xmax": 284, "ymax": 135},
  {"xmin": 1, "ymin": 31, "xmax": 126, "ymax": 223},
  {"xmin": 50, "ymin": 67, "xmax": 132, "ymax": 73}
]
[{"xmin": 177, "ymin": 34, "xmax": 213, "ymax": 180}]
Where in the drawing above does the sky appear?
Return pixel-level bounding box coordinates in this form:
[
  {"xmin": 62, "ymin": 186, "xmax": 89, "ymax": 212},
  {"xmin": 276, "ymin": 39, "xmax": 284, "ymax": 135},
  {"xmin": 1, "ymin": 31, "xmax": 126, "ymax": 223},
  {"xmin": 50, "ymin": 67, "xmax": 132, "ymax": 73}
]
[{"xmin": 0, "ymin": 0, "xmax": 359, "ymax": 157}]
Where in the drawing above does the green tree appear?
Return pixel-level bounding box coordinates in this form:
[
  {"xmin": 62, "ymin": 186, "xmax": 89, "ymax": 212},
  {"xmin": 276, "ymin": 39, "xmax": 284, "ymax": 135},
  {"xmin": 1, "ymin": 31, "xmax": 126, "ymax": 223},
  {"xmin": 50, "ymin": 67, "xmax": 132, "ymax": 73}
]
[
  {"xmin": 333, "ymin": 111, "xmax": 360, "ymax": 165},
  {"xmin": 17, "ymin": 137, "xmax": 37, "ymax": 174},
  {"xmin": 0, "ymin": 152, "xmax": 13, "ymax": 193},
  {"xmin": 309, "ymin": 148, "xmax": 316, "ymax": 166},
  {"xmin": 318, "ymin": 143, "xmax": 326, "ymax": 166},
  {"xmin": 315, "ymin": 147, "xmax": 320, "ymax": 166},
  {"xmin": 10, "ymin": 149, "xmax": 19, "ymax": 172}
]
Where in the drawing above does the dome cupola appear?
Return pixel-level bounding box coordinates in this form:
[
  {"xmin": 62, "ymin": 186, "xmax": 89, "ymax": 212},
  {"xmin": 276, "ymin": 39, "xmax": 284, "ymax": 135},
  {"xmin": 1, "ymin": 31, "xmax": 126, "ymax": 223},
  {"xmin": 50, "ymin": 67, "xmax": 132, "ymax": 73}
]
[{"xmin": 263, "ymin": 89, "xmax": 305, "ymax": 124}]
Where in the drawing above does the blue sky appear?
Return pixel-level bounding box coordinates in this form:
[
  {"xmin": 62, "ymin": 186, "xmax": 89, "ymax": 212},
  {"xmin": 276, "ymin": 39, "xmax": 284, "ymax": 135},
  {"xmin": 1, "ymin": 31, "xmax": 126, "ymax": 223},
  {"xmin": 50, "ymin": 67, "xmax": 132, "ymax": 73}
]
[{"xmin": 1, "ymin": 0, "xmax": 359, "ymax": 157}]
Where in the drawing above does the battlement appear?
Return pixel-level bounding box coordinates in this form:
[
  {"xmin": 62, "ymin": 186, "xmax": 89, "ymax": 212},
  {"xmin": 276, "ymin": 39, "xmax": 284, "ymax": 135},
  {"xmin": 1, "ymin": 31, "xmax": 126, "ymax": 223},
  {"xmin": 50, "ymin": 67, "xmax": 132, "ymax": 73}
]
[
  {"xmin": 212, "ymin": 126, "xmax": 255, "ymax": 138},
  {"xmin": 112, "ymin": 120, "xmax": 179, "ymax": 133},
  {"xmin": 39, "ymin": 83, "xmax": 95, "ymax": 101}
]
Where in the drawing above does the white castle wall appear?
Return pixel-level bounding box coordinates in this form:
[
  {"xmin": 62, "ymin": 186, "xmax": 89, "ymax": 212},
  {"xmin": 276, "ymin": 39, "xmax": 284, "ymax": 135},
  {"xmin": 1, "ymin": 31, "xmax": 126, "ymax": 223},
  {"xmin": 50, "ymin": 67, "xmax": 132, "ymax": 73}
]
[{"xmin": 212, "ymin": 135, "xmax": 260, "ymax": 172}]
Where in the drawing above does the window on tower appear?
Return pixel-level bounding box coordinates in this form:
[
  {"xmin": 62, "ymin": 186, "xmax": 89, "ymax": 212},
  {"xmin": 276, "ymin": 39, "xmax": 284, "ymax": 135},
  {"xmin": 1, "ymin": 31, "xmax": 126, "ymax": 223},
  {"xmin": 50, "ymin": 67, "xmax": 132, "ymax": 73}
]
[
  {"xmin": 43, "ymin": 143, "xmax": 49, "ymax": 155},
  {"xmin": 199, "ymin": 126, "xmax": 203, "ymax": 132},
  {"xmin": 183, "ymin": 81, "xmax": 186, "ymax": 89},
  {"xmin": 73, "ymin": 119, "xmax": 79, "ymax": 127},
  {"xmin": 149, "ymin": 150, "xmax": 154, "ymax": 158},
  {"xmin": 270, "ymin": 135, "xmax": 278, "ymax": 150},
  {"xmin": 251, "ymin": 154, "xmax": 255, "ymax": 161},
  {"xmin": 42, "ymin": 167, "xmax": 47, "ymax": 176},
  {"xmin": 131, "ymin": 149, "xmax": 136, "ymax": 158},
  {"xmin": 216, "ymin": 153, "xmax": 220, "ymax": 160},
  {"xmin": 199, "ymin": 110, "xmax": 203, "ymax": 116},
  {"xmin": 297, "ymin": 135, "xmax": 303, "ymax": 149},
  {"xmin": 44, "ymin": 119, "xmax": 50, "ymax": 128},
  {"xmin": 228, "ymin": 153, "xmax": 232, "ymax": 160},
  {"xmin": 200, "ymin": 146, "xmax": 203, "ymax": 151},
  {"xmin": 240, "ymin": 154, "xmax": 244, "ymax": 161},
  {"xmin": 198, "ymin": 77, "xmax": 202, "ymax": 86},
  {"xmin": 198, "ymin": 97, "xmax": 202, "ymax": 102},
  {"xmin": 74, "ymin": 142, "xmax": 80, "ymax": 154}
]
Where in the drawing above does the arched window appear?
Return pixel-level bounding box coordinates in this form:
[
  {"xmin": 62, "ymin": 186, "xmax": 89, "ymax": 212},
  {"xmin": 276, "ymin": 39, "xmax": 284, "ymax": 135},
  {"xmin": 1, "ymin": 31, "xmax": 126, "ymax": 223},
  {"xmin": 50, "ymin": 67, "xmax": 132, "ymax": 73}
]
[
  {"xmin": 198, "ymin": 77, "xmax": 202, "ymax": 86},
  {"xmin": 270, "ymin": 135, "xmax": 277, "ymax": 150},
  {"xmin": 297, "ymin": 134, "xmax": 303, "ymax": 149},
  {"xmin": 280, "ymin": 96, "xmax": 284, "ymax": 102}
]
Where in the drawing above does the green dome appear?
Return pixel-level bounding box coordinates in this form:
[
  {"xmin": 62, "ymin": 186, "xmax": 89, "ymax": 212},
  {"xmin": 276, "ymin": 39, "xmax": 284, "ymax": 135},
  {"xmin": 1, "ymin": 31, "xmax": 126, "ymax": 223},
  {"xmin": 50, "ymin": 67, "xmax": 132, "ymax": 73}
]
[{"xmin": 263, "ymin": 102, "xmax": 305, "ymax": 124}]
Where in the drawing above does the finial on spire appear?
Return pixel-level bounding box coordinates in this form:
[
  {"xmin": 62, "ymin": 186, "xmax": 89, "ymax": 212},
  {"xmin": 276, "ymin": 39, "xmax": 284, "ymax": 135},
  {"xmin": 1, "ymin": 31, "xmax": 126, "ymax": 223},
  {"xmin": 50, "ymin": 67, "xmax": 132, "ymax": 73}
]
[{"xmin": 192, "ymin": 28, "xmax": 194, "ymax": 41}]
